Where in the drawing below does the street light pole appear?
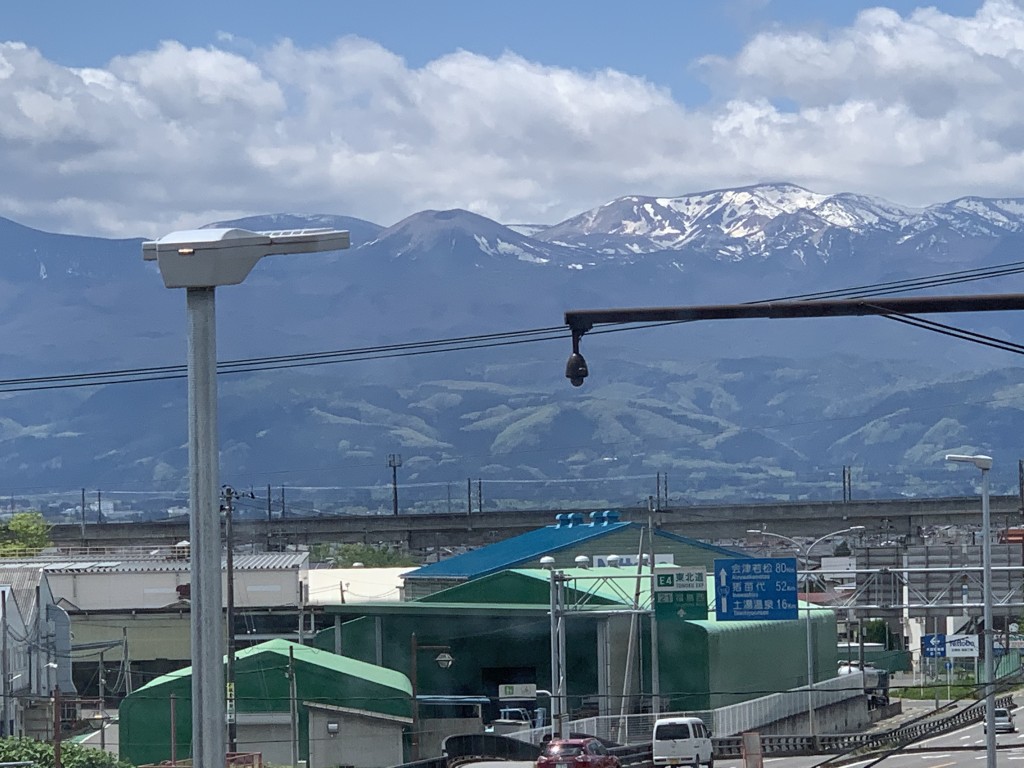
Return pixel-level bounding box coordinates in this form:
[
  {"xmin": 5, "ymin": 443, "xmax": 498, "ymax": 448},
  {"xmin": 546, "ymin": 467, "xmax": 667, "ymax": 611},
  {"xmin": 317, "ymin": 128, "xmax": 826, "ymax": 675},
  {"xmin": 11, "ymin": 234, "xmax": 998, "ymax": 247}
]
[
  {"xmin": 143, "ymin": 227, "xmax": 348, "ymax": 768},
  {"xmin": 946, "ymin": 453, "xmax": 995, "ymax": 768},
  {"xmin": 747, "ymin": 525, "xmax": 864, "ymax": 740}
]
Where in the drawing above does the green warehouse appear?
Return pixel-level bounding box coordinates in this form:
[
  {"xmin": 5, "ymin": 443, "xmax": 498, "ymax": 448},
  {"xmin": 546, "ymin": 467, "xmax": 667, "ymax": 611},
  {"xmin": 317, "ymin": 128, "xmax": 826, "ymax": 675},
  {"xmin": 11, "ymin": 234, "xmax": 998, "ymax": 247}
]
[
  {"xmin": 119, "ymin": 638, "xmax": 412, "ymax": 768},
  {"xmin": 319, "ymin": 567, "xmax": 837, "ymax": 729}
]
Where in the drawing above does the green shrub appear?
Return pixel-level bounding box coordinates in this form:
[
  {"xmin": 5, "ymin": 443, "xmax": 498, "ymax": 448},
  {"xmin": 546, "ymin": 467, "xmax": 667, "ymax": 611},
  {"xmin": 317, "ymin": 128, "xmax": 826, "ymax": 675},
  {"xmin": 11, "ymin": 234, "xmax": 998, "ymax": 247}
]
[{"xmin": 0, "ymin": 736, "xmax": 134, "ymax": 768}]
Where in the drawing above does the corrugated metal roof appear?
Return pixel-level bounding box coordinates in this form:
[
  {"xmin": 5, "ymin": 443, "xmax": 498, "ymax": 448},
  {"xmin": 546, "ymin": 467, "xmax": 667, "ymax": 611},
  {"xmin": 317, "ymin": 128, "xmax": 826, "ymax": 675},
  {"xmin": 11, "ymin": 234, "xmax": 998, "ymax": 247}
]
[
  {"xmin": 134, "ymin": 638, "xmax": 411, "ymax": 693},
  {"xmin": 31, "ymin": 552, "xmax": 308, "ymax": 574},
  {"xmin": 404, "ymin": 515, "xmax": 749, "ymax": 581},
  {"xmin": 405, "ymin": 516, "xmax": 632, "ymax": 579},
  {"xmin": 0, "ymin": 566, "xmax": 45, "ymax": 621}
]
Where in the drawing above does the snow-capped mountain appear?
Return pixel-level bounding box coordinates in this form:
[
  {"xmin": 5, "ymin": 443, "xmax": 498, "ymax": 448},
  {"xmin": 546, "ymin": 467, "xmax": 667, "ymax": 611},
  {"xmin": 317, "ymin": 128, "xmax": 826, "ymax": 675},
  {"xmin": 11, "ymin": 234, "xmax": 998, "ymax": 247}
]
[
  {"xmin": 3, "ymin": 181, "xmax": 1024, "ymax": 504},
  {"xmin": 535, "ymin": 183, "xmax": 1024, "ymax": 263}
]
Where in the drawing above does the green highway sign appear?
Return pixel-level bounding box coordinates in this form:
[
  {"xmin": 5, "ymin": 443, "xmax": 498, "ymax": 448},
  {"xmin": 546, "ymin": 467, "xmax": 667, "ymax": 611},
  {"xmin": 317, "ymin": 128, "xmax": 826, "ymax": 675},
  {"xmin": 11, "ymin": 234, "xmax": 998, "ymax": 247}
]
[{"xmin": 653, "ymin": 566, "xmax": 708, "ymax": 620}]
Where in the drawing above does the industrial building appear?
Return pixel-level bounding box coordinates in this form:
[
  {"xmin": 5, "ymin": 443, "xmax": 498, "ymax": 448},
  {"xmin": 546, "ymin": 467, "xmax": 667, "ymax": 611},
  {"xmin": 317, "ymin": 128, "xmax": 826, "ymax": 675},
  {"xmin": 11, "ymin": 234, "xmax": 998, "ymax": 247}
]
[{"xmin": 118, "ymin": 638, "xmax": 412, "ymax": 767}]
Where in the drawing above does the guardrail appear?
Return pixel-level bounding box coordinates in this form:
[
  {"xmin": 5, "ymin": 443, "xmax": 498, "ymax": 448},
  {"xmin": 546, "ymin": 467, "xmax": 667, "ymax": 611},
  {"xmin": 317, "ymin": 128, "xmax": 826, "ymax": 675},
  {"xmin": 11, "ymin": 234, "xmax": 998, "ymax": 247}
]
[{"xmin": 710, "ymin": 694, "xmax": 1014, "ymax": 759}]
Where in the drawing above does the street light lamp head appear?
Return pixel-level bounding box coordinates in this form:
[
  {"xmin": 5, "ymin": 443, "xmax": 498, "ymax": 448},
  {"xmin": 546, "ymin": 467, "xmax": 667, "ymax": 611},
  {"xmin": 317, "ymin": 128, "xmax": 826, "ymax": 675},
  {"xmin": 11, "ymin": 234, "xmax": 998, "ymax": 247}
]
[
  {"xmin": 434, "ymin": 652, "xmax": 454, "ymax": 669},
  {"xmin": 143, "ymin": 227, "xmax": 350, "ymax": 288},
  {"xmin": 848, "ymin": 525, "xmax": 866, "ymax": 532},
  {"xmin": 745, "ymin": 529, "xmax": 762, "ymax": 535},
  {"xmin": 945, "ymin": 453, "xmax": 993, "ymax": 471}
]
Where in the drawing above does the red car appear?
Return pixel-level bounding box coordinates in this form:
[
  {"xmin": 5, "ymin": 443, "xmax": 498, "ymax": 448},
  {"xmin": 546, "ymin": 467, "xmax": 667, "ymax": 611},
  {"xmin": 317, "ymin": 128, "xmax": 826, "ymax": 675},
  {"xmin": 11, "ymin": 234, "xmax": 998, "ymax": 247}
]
[{"xmin": 537, "ymin": 738, "xmax": 620, "ymax": 768}]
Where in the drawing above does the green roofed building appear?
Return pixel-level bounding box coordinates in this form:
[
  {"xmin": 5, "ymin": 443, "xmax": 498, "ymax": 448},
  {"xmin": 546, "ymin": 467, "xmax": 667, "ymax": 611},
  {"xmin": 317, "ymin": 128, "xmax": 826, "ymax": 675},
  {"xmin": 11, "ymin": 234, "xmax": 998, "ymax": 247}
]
[{"xmin": 119, "ymin": 638, "xmax": 412, "ymax": 768}]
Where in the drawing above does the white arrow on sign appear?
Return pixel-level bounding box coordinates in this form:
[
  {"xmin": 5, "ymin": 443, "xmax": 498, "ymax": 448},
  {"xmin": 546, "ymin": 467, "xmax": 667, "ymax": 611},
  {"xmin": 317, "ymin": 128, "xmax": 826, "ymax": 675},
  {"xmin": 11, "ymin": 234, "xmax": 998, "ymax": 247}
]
[{"xmin": 719, "ymin": 569, "xmax": 727, "ymax": 587}]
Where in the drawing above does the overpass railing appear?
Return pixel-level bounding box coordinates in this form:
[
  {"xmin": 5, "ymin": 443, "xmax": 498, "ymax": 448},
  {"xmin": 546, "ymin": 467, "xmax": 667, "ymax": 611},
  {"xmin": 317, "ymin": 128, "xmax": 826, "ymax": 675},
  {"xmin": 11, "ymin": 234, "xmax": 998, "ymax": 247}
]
[{"xmin": 506, "ymin": 673, "xmax": 865, "ymax": 745}]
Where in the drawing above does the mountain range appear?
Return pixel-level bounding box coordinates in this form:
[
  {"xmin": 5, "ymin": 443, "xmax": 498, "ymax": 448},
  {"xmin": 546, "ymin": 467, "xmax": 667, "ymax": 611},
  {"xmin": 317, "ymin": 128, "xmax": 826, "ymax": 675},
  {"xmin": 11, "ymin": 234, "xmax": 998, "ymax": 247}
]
[{"xmin": 4, "ymin": 182, "xmax": 1024, "ymax": 515}]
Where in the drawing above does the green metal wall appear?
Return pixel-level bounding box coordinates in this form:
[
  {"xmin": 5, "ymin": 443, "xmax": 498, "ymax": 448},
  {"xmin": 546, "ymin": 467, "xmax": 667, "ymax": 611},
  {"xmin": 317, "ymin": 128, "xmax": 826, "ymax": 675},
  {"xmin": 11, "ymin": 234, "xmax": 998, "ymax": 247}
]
[
  {"xmin": 657, "ymin": 608, "xmax": 838, "ymax": 710},
  {"xmin": 321, "ymin": 610, "xmax": 604, "ymax": 720},
  {"xmin": 119, "ymin": 645, "xmax": 411, "ymax": 766}
]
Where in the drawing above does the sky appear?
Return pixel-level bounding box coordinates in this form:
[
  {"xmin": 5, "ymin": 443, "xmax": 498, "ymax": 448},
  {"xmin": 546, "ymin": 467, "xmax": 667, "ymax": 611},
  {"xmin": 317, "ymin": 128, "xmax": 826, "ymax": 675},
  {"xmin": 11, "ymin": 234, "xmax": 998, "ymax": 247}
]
[{"xmin": 0, "ymin": 0, "xmax": 1018, "ymax": 238}]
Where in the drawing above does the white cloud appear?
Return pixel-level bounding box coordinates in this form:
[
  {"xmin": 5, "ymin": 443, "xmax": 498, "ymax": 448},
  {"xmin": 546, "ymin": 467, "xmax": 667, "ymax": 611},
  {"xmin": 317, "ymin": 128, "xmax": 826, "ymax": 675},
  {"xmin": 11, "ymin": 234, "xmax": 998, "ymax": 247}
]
[{"xmin": 4, "ymin": 2, "xmax": 1024, "ymax": 236}]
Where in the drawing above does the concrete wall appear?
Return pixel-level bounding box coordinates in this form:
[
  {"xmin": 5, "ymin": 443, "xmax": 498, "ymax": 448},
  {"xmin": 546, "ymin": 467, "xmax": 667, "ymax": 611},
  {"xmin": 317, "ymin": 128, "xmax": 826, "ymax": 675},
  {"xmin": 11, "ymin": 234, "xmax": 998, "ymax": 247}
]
[
  {"xmin": 308, "ymin": 709, "xmax": 407, "ymax": 768},
  {"xmin": 48, "ymin": 567, "xmax": 302, "ymax": 610}
]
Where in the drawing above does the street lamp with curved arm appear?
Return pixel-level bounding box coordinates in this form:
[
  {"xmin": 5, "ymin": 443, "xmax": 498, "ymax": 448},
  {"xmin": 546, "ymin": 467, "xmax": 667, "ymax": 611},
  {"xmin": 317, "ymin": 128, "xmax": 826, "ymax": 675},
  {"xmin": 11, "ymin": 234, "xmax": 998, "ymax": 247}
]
[
  {"xmin": 746, "ymin": 526, "xmax": 866, "ymax": 559},
  {"xmin": 744, "ymin": 525, "xmax": 864, "ymax": 740}
]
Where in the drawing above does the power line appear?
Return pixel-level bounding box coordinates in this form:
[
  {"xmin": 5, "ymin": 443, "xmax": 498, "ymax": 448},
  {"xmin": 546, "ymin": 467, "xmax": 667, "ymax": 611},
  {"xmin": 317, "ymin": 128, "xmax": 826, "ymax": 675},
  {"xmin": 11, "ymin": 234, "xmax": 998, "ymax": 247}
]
[{"xmin": 3, "ymin": 258, "xmax": 1024, "ymax": 393}]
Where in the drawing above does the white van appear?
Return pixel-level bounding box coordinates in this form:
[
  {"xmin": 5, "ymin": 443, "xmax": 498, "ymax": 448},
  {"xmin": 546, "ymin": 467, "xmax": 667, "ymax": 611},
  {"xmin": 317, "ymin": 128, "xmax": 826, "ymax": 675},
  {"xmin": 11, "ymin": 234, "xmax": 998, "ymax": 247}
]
[{"xmin": 652, "ymin": 717, "xmax": 713, "ymax": 767}]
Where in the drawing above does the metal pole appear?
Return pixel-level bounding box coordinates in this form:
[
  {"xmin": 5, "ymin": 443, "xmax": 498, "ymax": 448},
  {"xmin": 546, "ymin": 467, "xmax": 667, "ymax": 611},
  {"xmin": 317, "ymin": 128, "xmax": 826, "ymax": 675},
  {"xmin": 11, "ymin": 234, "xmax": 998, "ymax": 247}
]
[
  {"xmin": 557, "ymin": 575, "xmax": 567, "ymax": 738},
  {"xmin": 186, "ymin": 286, "xmax": 225, "ymax": 768},
  {"xmin": 52, "ymin": 685, "xmax": 61, "ymax": 768},
  {"xmin": 266, "ymin": 483, "xmax": 273, "ymax": 552},
  {"xmin": 289, "ymin": 646, "xmax": 298, "ymax": 768},
  {"xmin": 548, "ymin": 569, "xmax": 559, "ymax": 739},
  {"xmin": 410, "ymin": 633, "xmax": 419, "ymax": 761},
  {"xmin": 170, "ymin": 693, "xmax": 177, "ymax": 766},
  {"xmin": 1, "ymin": 591, "xmax": 7, "ymax": 737},
  {"xmin": 225, "ymin": 486, "xmax": 237, "ymax": 753},
  {"xmin": 805, "ymin": 604, "xmax": 816, "ymax": 739},
  {"xmin": 99, "ymin": 651, "xmax": 105, "ymax": 752},
  {"xmin": 649, "ymin": 500, "xmax": 661, "ymax": 715},
  {"xmin": 981, "ymin": 465, "xmax": 996, "ymax": 768}
]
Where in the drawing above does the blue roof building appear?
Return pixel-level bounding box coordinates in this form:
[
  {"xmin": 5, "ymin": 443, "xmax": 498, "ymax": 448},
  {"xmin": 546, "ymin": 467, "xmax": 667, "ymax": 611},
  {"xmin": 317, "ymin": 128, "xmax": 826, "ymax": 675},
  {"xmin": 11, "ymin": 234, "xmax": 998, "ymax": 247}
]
[{"xmin": 403, "ymin": 510, "xmax": 747, "ymax": 598}]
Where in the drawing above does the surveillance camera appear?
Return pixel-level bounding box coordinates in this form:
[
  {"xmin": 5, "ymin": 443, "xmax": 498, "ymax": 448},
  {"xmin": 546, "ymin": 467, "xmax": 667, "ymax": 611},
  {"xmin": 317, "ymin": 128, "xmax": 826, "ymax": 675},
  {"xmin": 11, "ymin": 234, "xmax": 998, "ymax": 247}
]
[{"xmin": 565, "ymin": 352, "xmax": 589, "ymax": 387}]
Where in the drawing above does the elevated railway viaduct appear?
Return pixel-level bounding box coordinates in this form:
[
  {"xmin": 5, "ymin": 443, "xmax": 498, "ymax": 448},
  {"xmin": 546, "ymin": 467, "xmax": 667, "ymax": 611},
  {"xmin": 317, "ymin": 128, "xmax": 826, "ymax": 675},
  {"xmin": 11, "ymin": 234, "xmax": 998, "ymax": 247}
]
[{"xmin": 49, "ymin": 495, "xmax": 1024, "ymax": 553}]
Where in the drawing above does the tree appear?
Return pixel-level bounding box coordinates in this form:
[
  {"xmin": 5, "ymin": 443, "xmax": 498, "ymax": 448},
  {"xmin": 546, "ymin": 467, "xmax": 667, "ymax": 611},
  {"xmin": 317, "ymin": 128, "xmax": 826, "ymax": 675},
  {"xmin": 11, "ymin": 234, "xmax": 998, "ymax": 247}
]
[
  {"xmin": 0, "ymin": 512, "xmax": 51, "ymax": 556},
  {"xmin": 311, "ymin": 542, "xmax": 417, "ymax": 567}
]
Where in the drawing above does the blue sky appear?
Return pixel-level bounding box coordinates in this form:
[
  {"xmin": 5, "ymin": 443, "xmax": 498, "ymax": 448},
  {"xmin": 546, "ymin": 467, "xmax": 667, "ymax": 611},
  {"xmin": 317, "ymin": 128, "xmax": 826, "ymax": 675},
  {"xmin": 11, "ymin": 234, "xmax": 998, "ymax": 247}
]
[{"xmin": 0, "ymin": 0, "xmax": 1016, "ymax": 236}]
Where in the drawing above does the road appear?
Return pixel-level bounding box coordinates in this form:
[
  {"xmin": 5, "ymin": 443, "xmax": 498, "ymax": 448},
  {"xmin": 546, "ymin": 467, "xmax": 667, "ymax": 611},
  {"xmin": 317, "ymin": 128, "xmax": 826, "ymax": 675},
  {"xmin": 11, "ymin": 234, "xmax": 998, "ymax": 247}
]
[
  {"xmin": 712, "ymin": 717, "xmax": 1024, "ymax": 767},
  {"xmin": 467, "ymin": 718, "xmax": 1024, "ymax": 768}
]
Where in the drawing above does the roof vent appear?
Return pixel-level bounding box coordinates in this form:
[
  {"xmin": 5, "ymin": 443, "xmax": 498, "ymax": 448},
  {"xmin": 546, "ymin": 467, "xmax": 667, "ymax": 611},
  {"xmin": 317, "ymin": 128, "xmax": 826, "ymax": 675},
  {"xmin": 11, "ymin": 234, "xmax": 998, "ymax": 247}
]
[
  {"xmin": 569, "ymin": 513, "xmax": 584, "ymax": 527},
  {"xmin": 555, "ymin": 513, "xmax": 569, "ymax": 528},
  {"xmin": 602, "ymin": 511, "xmax": 620, "ymax": 525},
  {"xmin": 589, "ymin": 511, "xmax": 602, "ymax": 526},
  {"xmin": 607, "ymin": 554, "xmax": 620, "ymax": 568},
  {"xmin": 574, "ymin": 555, "xmax": 590, "ymax": 569}
]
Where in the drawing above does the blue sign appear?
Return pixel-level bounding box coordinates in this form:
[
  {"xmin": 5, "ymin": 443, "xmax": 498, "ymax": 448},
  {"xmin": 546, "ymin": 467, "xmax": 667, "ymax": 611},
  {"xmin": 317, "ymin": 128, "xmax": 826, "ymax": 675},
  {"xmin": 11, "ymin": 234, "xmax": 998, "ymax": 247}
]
[
  {"xmin": 922, "ymin": 633, "xmax": 946, "ymax": 658},
  {"xmin": 714, "ymin": 557, "xmax": 798, "ymax": 621}
]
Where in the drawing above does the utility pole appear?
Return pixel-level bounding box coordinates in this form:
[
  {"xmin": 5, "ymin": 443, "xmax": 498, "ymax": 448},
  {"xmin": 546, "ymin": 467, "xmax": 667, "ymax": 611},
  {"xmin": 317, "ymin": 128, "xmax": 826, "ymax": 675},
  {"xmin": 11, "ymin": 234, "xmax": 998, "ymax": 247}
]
[
  {"xmin": 477, "ymin": 479, "xmax": 483, "ymax": 515},
  {"xmin": 388, "ymin": 454, "xmax": 402, "ymax": 516},
  {"xmin": 266, "ymin": 484, "xmax": 273, "ymax": 552},
  {"xmin": 1, "ymin": 591, "xmax": 7, "ymax": 737},
  {"xmin": 288, "ymin": 646, "xmax": 298, "ymax": 768},
  {"xmin": 52, "ymin": 685, "xmax": 61, "ymax": 768},
  {"xmin": 122, "ymin": 627, "xmax": 132, "ymax": 694},
  {"xmin": 467, "ymin": 478, "xmax": 472, "ymax": 516},
  {"xmin": 80, "ymin": 488, "xmax": 86, "ymax": 544},
  {"xmin": 223, "ymin": 486, "xmax": 237, "ymax": 753},
  {"xmin": 98, "ymin": 652, "xmax": 105, "ymax": 752},
  {"xmin": 96, "ymin": 490, "xmax": 103, "ymax": 524}
]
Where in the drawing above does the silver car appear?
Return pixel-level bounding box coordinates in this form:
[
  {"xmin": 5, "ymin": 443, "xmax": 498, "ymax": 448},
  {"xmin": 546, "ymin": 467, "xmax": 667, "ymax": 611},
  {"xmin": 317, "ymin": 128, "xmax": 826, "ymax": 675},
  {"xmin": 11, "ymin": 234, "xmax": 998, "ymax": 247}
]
[{"xmin": 984, "ymin": 707, "xmax": 1016, "ymax": 734}]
